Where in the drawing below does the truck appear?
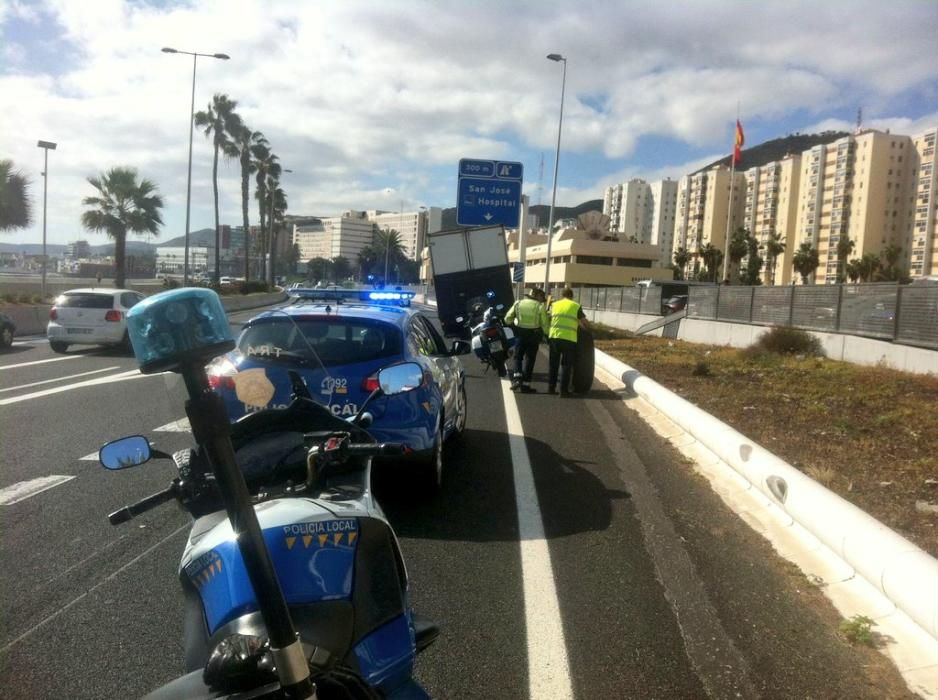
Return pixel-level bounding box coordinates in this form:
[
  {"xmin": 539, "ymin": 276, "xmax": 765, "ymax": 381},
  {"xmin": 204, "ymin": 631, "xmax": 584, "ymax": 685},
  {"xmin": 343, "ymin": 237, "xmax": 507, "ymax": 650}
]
[{"xmin": 427, "ymin": 225, "xmax": 515, "ymax": 337}]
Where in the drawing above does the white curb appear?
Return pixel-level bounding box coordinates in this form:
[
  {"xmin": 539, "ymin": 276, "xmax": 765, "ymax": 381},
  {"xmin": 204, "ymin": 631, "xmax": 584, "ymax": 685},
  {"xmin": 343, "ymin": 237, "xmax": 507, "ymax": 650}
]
[{"xmin": 594, "ymin": 348, "xmax": 938, "ymax": 643}]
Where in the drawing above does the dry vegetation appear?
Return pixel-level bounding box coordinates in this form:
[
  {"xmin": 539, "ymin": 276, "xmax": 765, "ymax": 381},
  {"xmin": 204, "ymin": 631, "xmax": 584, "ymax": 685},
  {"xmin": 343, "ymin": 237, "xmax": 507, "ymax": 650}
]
[{"xmin": 593, "ymin": 325, "xmax": 938, "ymax": 558}]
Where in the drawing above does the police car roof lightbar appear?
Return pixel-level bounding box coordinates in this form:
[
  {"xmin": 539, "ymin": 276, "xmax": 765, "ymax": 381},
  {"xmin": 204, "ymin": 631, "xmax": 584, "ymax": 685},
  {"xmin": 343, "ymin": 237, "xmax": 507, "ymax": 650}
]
[{"xmin": 287, "ymin": 287, "xmax": 415, "ymax": 306}]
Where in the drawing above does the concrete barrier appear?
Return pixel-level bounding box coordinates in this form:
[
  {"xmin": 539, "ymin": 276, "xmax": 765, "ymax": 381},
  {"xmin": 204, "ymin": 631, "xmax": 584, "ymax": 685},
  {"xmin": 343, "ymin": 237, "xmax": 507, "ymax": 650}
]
[
  {"xmin": 1, "ymin": 290, "xmax": 288, "ymax": 337},
  {"xmin": 595, "ymin": 347, "xmax": 938, "ymax": 641}
]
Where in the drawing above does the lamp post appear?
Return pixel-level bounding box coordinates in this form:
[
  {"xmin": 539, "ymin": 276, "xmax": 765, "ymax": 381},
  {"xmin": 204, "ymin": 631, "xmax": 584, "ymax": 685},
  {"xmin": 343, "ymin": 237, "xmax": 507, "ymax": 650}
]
[
  {"xmin": 385, "ymin": 199, "xmax": 404, "ymax": 285},
  {"xmin": 161, "ymin": 47, "xmax": 230, "ymax": 285},
  {"xmin": 37, "ymin": 140, "xmax": 57, "ymax": 298},
  {"xmin": 543, "ymin": 53, "xmax": 567, "ymax": 293}
]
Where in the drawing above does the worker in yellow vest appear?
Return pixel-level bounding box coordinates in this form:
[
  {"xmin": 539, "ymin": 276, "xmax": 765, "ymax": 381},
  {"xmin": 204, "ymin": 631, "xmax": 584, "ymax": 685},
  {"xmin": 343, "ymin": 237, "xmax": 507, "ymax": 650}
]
[
  {"xmin": 504, "ymin": 288, "xmax": 548, "ymax": 393},
  {"xmin": 547, "ymin": 287, "xmax": 588, "ymax": 397}
]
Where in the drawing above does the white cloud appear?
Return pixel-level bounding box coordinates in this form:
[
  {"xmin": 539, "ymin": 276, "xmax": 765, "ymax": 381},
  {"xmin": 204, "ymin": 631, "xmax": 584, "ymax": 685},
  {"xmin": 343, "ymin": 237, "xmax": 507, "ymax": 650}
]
[{"xmin": 1, "ymin": 0, "xmax": 937, "ymax": 244}]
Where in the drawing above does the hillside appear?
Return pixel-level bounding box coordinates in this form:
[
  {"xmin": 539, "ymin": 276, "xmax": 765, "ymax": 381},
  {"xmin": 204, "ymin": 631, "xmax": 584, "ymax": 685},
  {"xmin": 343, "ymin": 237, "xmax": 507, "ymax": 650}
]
[{"xmin": 693, "ymin": 131, "xmax": 850, "ymax": 174}]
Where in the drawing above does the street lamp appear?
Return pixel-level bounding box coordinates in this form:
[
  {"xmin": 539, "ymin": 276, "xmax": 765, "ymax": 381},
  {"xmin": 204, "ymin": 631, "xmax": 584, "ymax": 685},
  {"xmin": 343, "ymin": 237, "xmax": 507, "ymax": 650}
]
[
  {"xmin": 37, "ymin": 140, "xmax": 57, "ymax": 299},
  {"xmin": 543, "ymin": 52, "xmax": 567, "ymax": 292},
  {"xmin": 161, "ymin": 46, "xmax": 230, "ymax": 285}
]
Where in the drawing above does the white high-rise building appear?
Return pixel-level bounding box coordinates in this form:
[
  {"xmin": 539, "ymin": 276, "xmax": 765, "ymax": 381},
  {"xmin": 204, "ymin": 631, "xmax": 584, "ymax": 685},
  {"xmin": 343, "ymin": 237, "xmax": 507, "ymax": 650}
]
[
  {"xmin": 320, "ymin": 212, "xmax": 376, "ymax": 262},
  {"xmin": 603, "ymin": 179, "xmax": 651, "ymax": 241},
  {"xmin": 368, "ymin": 207, "xmax": 443, "ymax": 260},
  {"xmin": 648, "ymin": 179, "xmax": 678, "ymax": 266},
  {"xmin": 293, "ymin": 220, "xmax": 331, "ymax": 262}
]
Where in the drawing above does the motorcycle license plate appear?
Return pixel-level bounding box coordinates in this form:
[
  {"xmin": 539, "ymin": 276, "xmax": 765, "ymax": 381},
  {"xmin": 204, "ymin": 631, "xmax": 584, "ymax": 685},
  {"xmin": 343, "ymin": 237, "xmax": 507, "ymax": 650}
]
[{"xmin": 487, "ymin": 339, "xmax": 502, "ymax": 349}]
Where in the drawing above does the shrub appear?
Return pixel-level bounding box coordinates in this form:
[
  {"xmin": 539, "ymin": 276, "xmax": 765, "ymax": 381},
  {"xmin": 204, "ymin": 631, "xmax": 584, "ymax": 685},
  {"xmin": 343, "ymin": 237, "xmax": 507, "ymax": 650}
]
[
  {"xmin": 750, "ymin": 326, "xmax": 825, "ymax": 357},
  {"xmin": 18, "ymin": 293, "xmax": 33, "ymax": 304},
  {"xmin": 692, "ymin": 360, "xmax": 711, "ymax": 377},
  {"xmin": 839, "ymin": 615, "xmax": 876, "ymax": 647},
  {"xmin": 162, "ymin": 277, "xmax": 181, "ymax": 290},
  {"xmin": 238, "ymin": 280, "xmax": 270, "ymax": 295}
]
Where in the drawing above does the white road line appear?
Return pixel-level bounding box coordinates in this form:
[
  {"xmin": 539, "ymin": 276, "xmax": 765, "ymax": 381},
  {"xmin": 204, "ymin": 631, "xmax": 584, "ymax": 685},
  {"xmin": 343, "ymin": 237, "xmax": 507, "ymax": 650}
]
[
  {"xmin": 0, "ymin": 475, "xmax": 76, "ymax": 505},
  {"xmin": 0, "ymin": 369, "xmax": 153, "ymax": 406},
  {"xmin": 0, "ymin": 366, "xmax": 119, "ymax": 393},
  {"xmin": 154, "ymin": 417, "xmax": 190, "ymax": 432},
  {"xmin": 79, "ymin": 451, "xmax": 99, "ymax": 461},
  {"xmin": 0, "ymin": 522, "xmax": 189, "ymax": 655},
  {"xmin": 499, "ymin": 380, "xmax": 573, "ymax": 699},
  {"xmin": 0, "ymin": 355, "xmax": 83, "ymax": 371}
]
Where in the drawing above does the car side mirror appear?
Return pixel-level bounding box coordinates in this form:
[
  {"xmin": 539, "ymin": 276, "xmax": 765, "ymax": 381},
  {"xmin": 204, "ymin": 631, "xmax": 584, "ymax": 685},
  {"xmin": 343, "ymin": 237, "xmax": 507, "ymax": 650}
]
[
  {"xmin": 451, "ymin": 340, "xmax": 472, "ymax": 355},
  {"xmin": 99, "ymin": 435, "xmax": 152, "ymax": 470},
  {"xmin": 377, "ymin": 362, "xmax": 424, "ymax": 395}
]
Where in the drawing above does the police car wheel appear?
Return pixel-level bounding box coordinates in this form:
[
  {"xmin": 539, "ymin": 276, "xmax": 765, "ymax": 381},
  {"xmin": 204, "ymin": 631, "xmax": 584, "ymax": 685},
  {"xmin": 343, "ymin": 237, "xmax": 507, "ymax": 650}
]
[
  {"xmin": 453, "ymin": 385, "xmax": 467, "ymax": 438},
  {"xmin": 419, "ymin": 422, "xmax": 444, "ymax": 493}
]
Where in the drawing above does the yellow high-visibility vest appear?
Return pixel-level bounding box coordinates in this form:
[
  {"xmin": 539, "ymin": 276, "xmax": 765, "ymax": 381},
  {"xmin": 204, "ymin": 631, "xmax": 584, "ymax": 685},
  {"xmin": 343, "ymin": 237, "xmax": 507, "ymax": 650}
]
[
  {"xmin": 506, "ymin": 298, "xmax": 548, "ymax": 334},
  {"xmin": 549, "ymin": 298, "xmax": 581, "ymax": 342}
]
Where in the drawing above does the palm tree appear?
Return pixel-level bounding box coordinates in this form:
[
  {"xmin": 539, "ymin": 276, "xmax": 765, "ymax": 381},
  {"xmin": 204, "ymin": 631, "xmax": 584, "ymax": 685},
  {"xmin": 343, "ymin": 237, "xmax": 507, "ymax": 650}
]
[
  {"xmin": 835, "ymin": 236, "xmax": 855, "ymax": 284},
  {"xmin": 857, "ymin": 252, "xmax": 881, "ymax": 283},
  {"xmin": 728, "ymin": 227, "xmax": 750, "ymax": 283},
  {"xmin": 763, "ymin": 232, "xmax": 786, "ymax": 286},
  {"xmin": 877, "ymin": 244, "xmax": 903, "ymax": 281},
  {"xmin": 792, "ymin": 241, "xmax": 820, "ymax": 285},
  {"xmin": 673, "ymin": 247, "xmax": 691, "ymax": 280},
  {"xmin": 845, "ymin": 259, "xmax": 861, "ymax": 283},
  {"xmin": 194, "ymin": 93, "xmax": 241, "ymax": 284},
  {"xmin": 253, "ymin": 146, "xmax": 282, "ymax": 283},
  {"xmin": 374, "ymin": 228, "xmax": 406, "ymax": 282},
  {"xmin": 0, "ymin": 159, "xmax": 32, "ymax": 231},
  {"xmin": 698, "ymin": 243, "xmax": 723, "ymax": 283},
  {"xmin": 80, "ymin": 167, "xmax": 163, "ymax": 288},
  {"xmin": 267, "ymin": 184, "xmax": 287, "ymax": 281},
  {"xmin": 233, "ymin": 126, "xmax": 266, "ymax": 282}
]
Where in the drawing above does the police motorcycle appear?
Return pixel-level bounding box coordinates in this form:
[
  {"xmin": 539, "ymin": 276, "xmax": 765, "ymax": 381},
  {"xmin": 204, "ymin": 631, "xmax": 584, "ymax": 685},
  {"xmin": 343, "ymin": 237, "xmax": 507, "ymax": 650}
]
[
  {"xmin": 98, "ymin": 288, "xmax": 438, "ymax": 699},
  {"xmin": 455, "ymin": 290, "xmax": 515, "ymax": 378}
]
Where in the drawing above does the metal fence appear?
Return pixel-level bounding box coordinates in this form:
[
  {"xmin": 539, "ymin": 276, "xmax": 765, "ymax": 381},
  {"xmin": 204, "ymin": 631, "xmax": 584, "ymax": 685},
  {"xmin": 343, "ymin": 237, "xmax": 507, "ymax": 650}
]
[{"xmin": 575, "ymin": 282, "xmax": 938, "ymax": 350}]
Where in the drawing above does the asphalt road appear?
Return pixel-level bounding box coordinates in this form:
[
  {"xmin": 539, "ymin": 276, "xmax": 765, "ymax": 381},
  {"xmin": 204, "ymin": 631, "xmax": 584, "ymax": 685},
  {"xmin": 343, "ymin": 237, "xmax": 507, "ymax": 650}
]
[{"xmin": 0, "ymin": 302, "xmax": 916, "ymax": 699}]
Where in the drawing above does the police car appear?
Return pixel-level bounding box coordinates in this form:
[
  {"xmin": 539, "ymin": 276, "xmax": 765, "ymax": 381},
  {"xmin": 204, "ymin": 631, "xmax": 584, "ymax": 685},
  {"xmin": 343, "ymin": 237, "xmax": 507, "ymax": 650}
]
[{"xmin": 207, "ymin": 288, "xmax": 470, "ymax": 490}]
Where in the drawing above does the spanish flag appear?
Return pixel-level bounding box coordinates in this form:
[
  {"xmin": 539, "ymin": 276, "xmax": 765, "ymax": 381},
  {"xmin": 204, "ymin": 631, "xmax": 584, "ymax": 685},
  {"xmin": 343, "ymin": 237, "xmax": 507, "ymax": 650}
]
[{"xmin": 734, "ymin": 119, "xmax": 745, "ymax": 164}]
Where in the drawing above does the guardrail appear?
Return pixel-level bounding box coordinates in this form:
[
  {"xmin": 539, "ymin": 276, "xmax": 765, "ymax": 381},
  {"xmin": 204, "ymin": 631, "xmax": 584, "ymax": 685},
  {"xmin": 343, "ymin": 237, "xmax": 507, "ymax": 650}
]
[{"xmin": 574, "ymin": 282, "xmax": 938, "ymax": 350}]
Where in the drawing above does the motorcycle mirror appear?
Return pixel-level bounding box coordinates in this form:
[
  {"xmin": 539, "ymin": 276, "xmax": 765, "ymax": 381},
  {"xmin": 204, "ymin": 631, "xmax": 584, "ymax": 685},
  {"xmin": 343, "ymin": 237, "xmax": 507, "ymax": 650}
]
[
  {"xmin": 99, "ymin": 435, "xmax": 152, "ymax": 470},
  {"xmin": 455, "ymin": 316, "xmax": 465, "ymax": 323},
  {"xmin": 495, "ymin": 304, "xmax": 505, "ymax": 311},
  {"xmin": 355, "ymin": 411, "xmax": 374, "ymax": 428},
  {"xmin": 377, "ymin": 362, "xmax": 424, "ymax": 395}
]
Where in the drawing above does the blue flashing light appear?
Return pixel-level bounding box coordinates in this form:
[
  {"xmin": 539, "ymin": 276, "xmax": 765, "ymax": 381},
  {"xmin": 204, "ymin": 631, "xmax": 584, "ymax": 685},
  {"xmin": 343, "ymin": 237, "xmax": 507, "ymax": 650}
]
[
  {"xmin": 126, "ymin": 288, "xmax": 234, "ymax": 374},
  {"xmin": 368, "ymin": 292, "xmax": 403, "ymax": 300}
]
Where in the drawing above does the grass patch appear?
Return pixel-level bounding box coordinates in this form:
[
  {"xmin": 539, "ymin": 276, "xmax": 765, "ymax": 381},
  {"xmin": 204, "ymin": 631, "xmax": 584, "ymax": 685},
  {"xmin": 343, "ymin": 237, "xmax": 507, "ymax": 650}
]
[
  {"xmin": 596, "ymin": 333, "xmax": 938, "ymax": 557},
  {"xmin": 839, "ymin": 615, "xmax": 877, "ymax": 647}
]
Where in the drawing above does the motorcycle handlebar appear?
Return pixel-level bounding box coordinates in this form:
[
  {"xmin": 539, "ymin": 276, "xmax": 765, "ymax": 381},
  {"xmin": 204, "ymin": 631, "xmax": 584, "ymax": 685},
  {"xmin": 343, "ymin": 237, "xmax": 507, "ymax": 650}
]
[
  {"xmin": 343, "ymin": 442, "xmax": 406, "ymax": 457},
  {"xmin": 108, "ymin": 485, "xmax": 176, "ymax": 525}
]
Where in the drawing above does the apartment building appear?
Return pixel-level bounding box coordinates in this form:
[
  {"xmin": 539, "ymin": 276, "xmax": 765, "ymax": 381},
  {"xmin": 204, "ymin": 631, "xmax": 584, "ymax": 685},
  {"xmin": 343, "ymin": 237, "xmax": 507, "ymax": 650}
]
[
  {"xmin": 293, "ymin": 220, "xmax": 330, "ymax": 262},
  {"xmin": 321, "ymin": 212, "xmax": 376, "ymax": 262},
  {"xmin": 742, "ymin": 155, "xmax": 802, "ymax": 284},
  {"xmin": 603, "ymin": 179, "xmax": 650, "ymax": 241},
  {"xmin": 649, "ymin": 179, "xmax": 678, "ymax": 267},
  {"xmin": 795, "ymin": 130, "xmax": 917, "ymax": 284},
  {"xmin": 368, "ymin": 207, "xmax": 443, "ymax": 261},
  {"xmin": 910, "ymin": 127, "xmax": 938, "ymax": 277},
  {"xmin": 673, "ymin": 166, "xmax": 745, "ymax": 277}
]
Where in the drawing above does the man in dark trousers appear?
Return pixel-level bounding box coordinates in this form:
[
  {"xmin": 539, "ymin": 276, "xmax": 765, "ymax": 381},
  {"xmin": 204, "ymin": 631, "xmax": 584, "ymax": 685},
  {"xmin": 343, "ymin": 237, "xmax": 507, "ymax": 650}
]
[
  {"xmin": 547, "ymin": 287, "xmax": 588, "ymax": 397},
  {"xmin": 504, "ymin": 288, "xmax": 548, "ymax": 393}
]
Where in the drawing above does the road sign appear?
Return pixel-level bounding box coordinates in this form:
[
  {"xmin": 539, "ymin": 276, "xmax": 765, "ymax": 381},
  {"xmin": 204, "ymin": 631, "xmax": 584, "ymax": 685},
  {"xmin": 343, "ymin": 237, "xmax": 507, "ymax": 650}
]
[
  {"xmin": 456, "ymin": 158, "xmax": 524, "ymax": 228},
  {"xmin": 512, "ymin": 262, "xmax": 525, "ymax": 283}
]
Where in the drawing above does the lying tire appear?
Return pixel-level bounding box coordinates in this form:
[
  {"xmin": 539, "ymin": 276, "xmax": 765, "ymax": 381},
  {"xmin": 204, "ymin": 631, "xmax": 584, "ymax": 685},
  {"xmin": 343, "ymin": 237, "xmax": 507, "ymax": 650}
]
[{"xmin": 572, "ymin": 329, "xmax": 594, "ymax": 394}]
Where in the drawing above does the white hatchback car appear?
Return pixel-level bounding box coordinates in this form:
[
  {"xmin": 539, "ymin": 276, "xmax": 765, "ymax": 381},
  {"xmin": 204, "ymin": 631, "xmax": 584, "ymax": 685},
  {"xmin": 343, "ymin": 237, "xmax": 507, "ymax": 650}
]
[{"xmin": 47, "ymin": 288, "xmax": 146, "ymax": 353}]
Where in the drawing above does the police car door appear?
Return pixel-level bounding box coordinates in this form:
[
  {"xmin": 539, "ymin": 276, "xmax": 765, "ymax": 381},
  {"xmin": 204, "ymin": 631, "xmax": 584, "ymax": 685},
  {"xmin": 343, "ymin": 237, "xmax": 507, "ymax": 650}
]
[{"xmin": 411, "ymin": 316, "xmax": 458, "ymax": 430}]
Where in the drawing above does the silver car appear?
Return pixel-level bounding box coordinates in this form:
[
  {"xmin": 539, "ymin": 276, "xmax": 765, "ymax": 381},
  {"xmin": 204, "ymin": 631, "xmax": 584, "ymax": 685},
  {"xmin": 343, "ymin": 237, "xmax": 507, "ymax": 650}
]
[{"xmin": 47, "ymin": 288, "xmax": 145, "ymax": 353}]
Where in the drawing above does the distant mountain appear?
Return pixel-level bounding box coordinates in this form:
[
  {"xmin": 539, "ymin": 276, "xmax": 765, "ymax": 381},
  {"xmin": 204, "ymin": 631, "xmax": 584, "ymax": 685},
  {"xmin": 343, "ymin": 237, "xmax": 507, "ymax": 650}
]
[
  {"xmin": 693, "ymin": 131, "xmax": 850, "ymax": 174},
  {"xmin": 156, "ymin": 228, "xmax": 217, "ymax": 248},
  {"xmin": 440, "ymin": 199, "xmax": 604, "ymax": 230}
]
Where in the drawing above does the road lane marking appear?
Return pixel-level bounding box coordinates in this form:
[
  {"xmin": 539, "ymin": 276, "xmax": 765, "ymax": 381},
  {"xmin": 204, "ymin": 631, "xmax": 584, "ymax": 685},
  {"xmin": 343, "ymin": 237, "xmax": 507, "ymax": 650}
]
[
  {"xmin": 585, "ymin": 397, "xmax": 760, "ymax": 698},
  {"xmin": 0, "ymin": 366, "xmax": 119, "ymax": 393},
  {"xmin": 0, "ymin": 475, "xmax": 76, "ymax": 505},
  {"xmin": 0, "ymin": 369, "xmax": 155, "ymax": 406},
  {"xmin": 499, "ymin": 380, "xmax": 573, "ymax": 699},
  {"xmin": 0, "ymin": 355, "xmax": 84, "ymax": 371},
  {"xmin": 0, "ymin": 522, "xmax": 189, "ymax": 655},
  {"xmin": 154, "ymin": 417, "xmax": 190, "ymax": 432}
]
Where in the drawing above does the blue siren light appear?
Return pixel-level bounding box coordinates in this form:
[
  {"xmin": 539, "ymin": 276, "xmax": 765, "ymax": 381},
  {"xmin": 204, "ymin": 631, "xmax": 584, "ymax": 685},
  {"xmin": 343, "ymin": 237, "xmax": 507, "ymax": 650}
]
[{"xmin": 126, "ymin": 288, "xmax": 235, "ymax": 374}]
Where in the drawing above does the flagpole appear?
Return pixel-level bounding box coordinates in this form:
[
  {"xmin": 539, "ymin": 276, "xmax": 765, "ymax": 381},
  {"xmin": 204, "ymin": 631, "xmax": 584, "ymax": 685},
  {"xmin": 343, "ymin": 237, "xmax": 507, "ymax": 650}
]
[{"xmin": 722, "ymin": 105, "xmax": 740, "ymax": 283}]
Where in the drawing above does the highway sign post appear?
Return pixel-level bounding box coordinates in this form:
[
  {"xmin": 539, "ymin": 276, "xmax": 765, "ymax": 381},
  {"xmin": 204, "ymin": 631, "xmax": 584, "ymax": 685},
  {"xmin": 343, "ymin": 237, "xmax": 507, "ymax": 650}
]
[{"xmin": 457, "ymin": 158, "xmax": 524, "ymax": 227}]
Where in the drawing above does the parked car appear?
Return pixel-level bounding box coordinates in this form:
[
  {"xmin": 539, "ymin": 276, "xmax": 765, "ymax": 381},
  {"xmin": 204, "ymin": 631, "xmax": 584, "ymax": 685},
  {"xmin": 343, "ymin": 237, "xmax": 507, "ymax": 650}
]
[
  {"xmin": 46, "ymin": 288, "xmax": 145, "ymax": 353},
  {"xmin": 0, "ymin": 312, "xmax": 15, "ymax": 349},
  {"xmin": 662, "ymin": 294, "xmax": 688, "ymax": 314},
  {"xmin": 205, "ymin": 288, "xmax": 471, "ymax": 490}
]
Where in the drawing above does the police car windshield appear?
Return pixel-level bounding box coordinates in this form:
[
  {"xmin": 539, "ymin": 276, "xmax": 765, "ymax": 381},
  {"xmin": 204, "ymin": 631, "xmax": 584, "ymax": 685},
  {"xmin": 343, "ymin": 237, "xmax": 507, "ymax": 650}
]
[{"xmin": 238, "ymin": 316, "xmax": 403, "ymax": 368}]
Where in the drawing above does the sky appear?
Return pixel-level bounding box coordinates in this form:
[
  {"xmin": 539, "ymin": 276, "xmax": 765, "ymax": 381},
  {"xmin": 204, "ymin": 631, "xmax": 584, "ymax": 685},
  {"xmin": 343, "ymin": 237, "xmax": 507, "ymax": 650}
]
[{"xmin": 2, "ymin": 0, "xmax": 937, "ymax": 247}]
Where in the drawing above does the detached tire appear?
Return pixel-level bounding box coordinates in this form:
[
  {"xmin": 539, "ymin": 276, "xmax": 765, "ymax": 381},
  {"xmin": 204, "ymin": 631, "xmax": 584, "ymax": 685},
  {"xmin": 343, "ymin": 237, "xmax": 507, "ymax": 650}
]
[
  {"xmin": 50, "ymin": 340, "xmax": 69, "ymax": 354},
  {"xmin": 572, "ymin": 329, "xmax": 594, "ymax": 394}
]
